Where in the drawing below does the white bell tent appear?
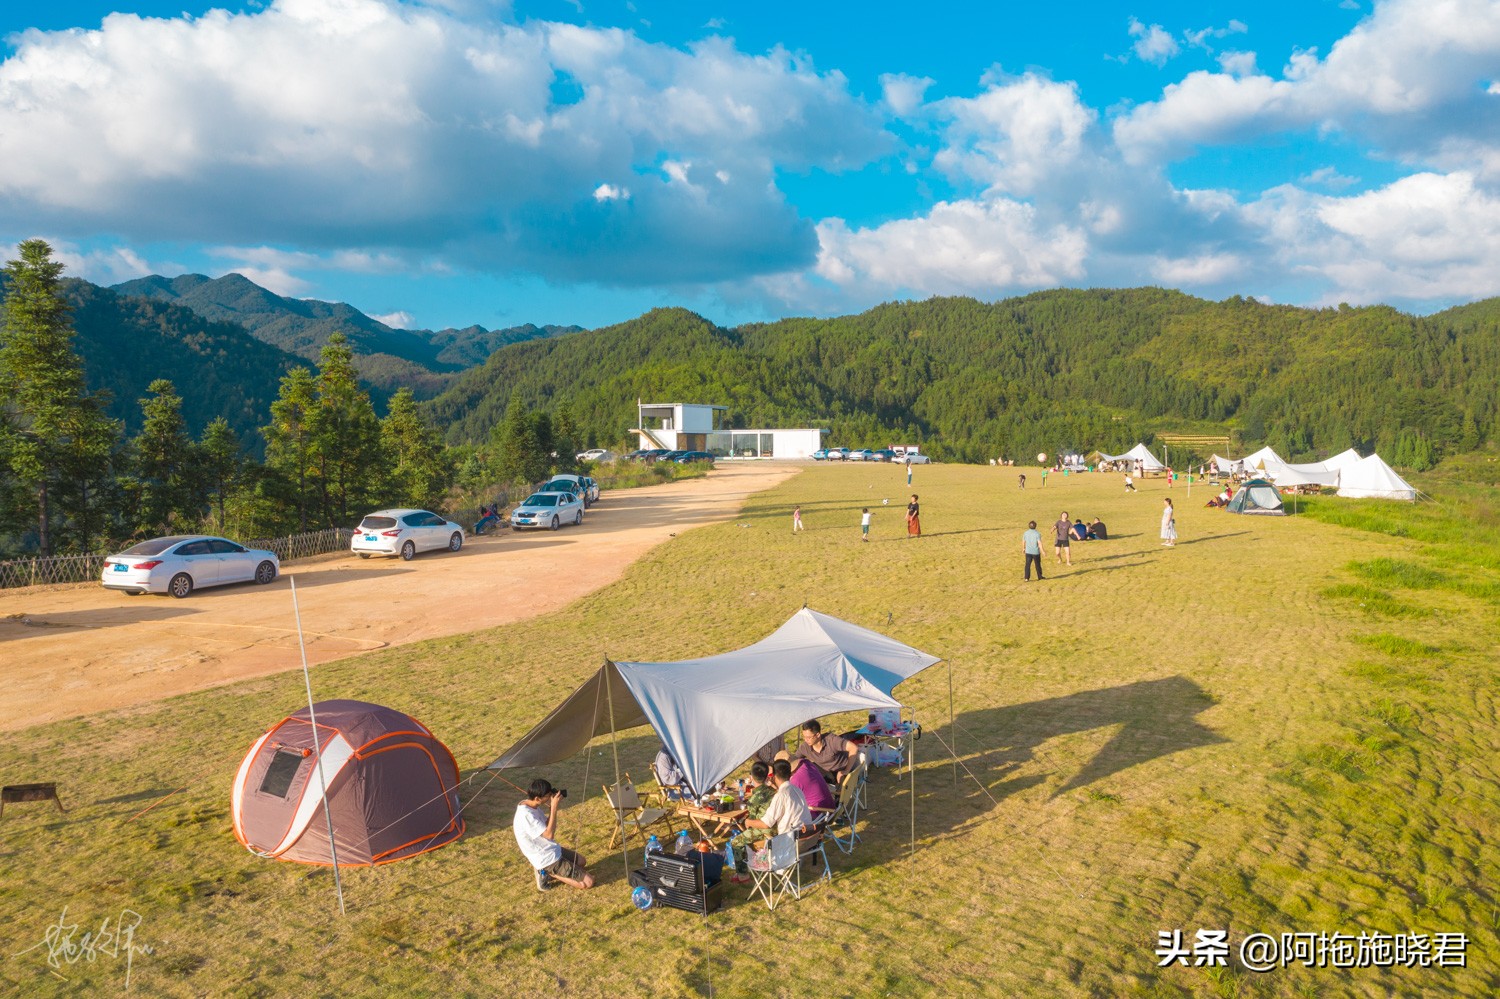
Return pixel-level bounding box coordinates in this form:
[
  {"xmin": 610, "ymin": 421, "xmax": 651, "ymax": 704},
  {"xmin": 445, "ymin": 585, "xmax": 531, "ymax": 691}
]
[
  {"xmin": 1099, "ymin": 443, "xmax": 1165, "ymax": 470},
  {"xmin": 1336, "ymin": 454, "xmax": 1419, "ymax": 500}
]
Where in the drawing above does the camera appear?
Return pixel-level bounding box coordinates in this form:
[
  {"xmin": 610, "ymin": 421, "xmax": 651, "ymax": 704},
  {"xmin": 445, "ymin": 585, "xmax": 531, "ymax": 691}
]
[{"xmin": 553, "ymin": 788, "xmax": 568, "ymax": 799}]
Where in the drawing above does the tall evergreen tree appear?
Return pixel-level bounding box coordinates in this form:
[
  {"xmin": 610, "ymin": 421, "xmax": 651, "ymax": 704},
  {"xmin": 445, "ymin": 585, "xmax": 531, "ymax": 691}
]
[
  {"xmin": 0, "ymin": 239, "xmax": 120, "ymax": 554},
  {"xmin": 380, "ymin": 387, "xmax": 449, "ymax": 509},
  {"xmin": 496, "ymin": 396, "xmax": 539, "ymax": 485},
  {"xmin": 134, "ymin": 379, "xmax": 198, "ymax": 535},
  {"xmin": 263, "ymin": 366, "xmax": 319, "ymax": 531},
  {"xmin": 198, "ymin": 417, "xmax": 243, "ymax": 533},
  {"xmin": 309, "ymin": 332, "xmax": 382, "ymax": 526}
]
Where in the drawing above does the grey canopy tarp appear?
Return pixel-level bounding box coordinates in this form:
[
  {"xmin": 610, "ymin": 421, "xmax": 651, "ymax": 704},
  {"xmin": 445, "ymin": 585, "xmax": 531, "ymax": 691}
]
[{"xmin": 488, "ymin": 608, "xmax": 942, "ymax": 795}]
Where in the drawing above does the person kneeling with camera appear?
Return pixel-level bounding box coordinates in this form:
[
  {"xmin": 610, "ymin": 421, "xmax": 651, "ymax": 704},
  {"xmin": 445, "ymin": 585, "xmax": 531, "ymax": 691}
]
[{"xmin": 514, "ymin": 778, "xmax": 595, "ymax": 892}]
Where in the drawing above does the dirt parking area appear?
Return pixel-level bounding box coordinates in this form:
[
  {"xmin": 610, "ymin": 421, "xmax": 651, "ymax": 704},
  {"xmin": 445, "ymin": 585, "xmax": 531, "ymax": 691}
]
[{"xmin": 0, "ymin": 463, "xmax": 799, "ymax": 732}]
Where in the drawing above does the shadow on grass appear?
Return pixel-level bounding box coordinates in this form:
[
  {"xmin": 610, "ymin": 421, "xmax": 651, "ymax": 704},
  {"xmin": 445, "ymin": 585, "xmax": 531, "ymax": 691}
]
[
  {"xmin": 925, "ymin": 675, "xmax": 1226, "ymax": 801},
  {"xmin": 1172, "ymin": 531, "xmax": 1252, "ymax": 546}
]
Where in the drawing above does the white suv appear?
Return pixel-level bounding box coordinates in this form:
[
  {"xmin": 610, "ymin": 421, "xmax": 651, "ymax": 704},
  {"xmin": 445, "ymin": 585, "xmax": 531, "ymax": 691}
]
[{"xmin": 352, "ymin": 509, "xmax": 464, "ymax": 560}]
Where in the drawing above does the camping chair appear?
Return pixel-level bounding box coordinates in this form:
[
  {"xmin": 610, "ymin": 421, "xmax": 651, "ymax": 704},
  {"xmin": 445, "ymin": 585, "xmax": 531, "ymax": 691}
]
[
  {"xmin": 795, "ymin": 827, "xmax": 832, "ymax": 893},
  {"xmin": 603, "ymin": 775, "xmax": 673, "ymax": 850},
  {"xmin": 815, "ymin": 764, "xmax": 864, "ymax": 855},
  {"xmin": 747, "ymin": 831, "xmax": 800, "ymax": 911}
]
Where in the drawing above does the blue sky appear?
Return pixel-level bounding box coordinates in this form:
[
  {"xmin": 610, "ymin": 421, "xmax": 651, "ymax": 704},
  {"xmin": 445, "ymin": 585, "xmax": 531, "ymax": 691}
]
[{"xmin": 5, "ymin": 0, "xmax": 1500, "ymax": 332}]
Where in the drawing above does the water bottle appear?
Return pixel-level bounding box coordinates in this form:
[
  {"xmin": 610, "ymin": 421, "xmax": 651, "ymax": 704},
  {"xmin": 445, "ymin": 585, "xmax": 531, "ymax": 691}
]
[
  {"xmin": 646, "ymin": 834, "xmax": 661, "ymax": 855},
  {"xmin": 674, "ymin": 830, "xmax": 693, "ymax": 856},
  {"xmin": 723, "ymin": 839, "xmax": 736, "ymax": 872}
]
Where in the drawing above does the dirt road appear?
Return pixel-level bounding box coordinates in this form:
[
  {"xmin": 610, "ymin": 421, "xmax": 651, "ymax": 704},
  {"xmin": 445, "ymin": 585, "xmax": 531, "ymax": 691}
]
[{"xmin": 0, "ymin": 463, "xmax": 798, "ymax": 732}]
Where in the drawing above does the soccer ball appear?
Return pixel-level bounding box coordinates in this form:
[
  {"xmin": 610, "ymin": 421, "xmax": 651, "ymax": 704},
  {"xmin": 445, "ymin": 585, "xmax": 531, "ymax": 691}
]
[{"xmin": 1036, "ymin": 452, "xmax": 1047, "ymax": 463}]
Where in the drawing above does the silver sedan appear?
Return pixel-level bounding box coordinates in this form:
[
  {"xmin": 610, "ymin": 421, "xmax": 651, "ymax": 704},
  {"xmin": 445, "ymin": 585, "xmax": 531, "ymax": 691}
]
[{"xmin": 102, "ymin": 535, "xmax": 280, "ymax": 598}]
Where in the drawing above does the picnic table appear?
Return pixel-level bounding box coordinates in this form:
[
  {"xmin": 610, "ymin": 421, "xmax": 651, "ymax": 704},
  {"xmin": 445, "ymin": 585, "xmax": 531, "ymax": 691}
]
[{"xmin": 676, "ymin": 802, "xmax": 747, "ymax": 846}]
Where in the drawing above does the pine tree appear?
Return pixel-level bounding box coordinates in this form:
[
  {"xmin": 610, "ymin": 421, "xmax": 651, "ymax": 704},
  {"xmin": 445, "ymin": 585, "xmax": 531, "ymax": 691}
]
[
  {"xmin": 134, "ymin": 379, "xmax": 197, "ymax": 535},
  {"xmin": 198, "ymin": 417, "xmax": 243, "ymax": 533},
  {"xmin": 309, "ymin": 333, "xmax": 382, "ymax": 526},
  {"xmin": 263, "ymin": 366, "xmax": 319, "ymax": 531},
  {"xmin": 380, "ymin": 387, "xmax": 449, "ymax": 508},
  {"xmin": 0, "ymin": 239, "xmax": 120, "ymax": 554},
  {"xmin": 496, "ymin": 396, "xmax": 538, "ymax": 486}
]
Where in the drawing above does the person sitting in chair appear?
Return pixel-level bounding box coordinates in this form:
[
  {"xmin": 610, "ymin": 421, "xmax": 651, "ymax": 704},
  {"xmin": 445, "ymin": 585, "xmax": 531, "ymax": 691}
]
[
  {"xmin": 513, "ymin": 778, "xmax": 594, "ymax": 892},
  {"xmin": 654, "ymin": 744, "xmax": 689, "ymax": 800},
  {"xmin": 788, "ymin": 756, "xmax": 835, "ymax": 819},
  {"xmin": 726, "ymin": 761, "xmax": 778, "ymax": 882},
  {"xmin": 793, "ymin": 719, "xmax": 858, "ymax": 785},
  {"xmin": 743, "ymin": 759, "xmax": 812, "ymax": 839}
]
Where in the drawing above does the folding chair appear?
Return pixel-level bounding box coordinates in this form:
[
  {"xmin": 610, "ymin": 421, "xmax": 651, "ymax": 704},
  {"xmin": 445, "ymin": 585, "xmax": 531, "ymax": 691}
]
[
  {"xmin": 747, "ymin": 831, "xmax": 800, "ymax": 911},
  {"xmin": 603, "ymin": 775, "xmax": 673, "ymax": 850},
  {"xmin": 795, "ymin": 828, "xmax": 832, "ymax": 893},
  {"xmin": 814, "ymin": 764, "xmax": 864, "ymax": 854}
]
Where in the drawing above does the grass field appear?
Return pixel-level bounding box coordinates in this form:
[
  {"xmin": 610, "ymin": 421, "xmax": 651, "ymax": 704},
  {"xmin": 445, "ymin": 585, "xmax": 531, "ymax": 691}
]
[{"xmin": 0, "ymin": 462, "xmax": 1495, "ymax": 997}]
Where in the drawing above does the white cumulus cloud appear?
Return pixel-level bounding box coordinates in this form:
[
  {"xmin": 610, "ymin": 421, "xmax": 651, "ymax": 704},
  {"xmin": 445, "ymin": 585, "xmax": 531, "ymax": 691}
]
[{"xmin": 1129, "ymin": 18, "xmax": 1181, "ymax": 66}]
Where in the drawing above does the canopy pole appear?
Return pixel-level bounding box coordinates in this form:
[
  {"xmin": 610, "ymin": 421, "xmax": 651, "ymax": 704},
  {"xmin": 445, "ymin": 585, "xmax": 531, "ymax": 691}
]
[
  {"xmin": 605, "ymin": 660, "xmax": 630, "ymax": 883},
  {"xmin": 909, "ymin": 707, "xmax": 917, "ymax": 861},
  {"xmin": 949, "ymin": 661, "xmax": 956, "ymax": 789},
  {"xmin": 292, "ymin": 576, "xmax": 344, "ymax": 917}
]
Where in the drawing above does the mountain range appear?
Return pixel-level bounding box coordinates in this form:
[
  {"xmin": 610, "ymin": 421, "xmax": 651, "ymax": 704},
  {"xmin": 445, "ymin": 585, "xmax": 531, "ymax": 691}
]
[{"xmin": 112, "ymin": 273, "xmax": 581, "ymax": 397}]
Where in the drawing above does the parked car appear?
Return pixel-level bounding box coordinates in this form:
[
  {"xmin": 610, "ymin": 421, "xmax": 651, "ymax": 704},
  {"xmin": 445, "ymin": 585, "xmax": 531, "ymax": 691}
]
[
  {"xmin": 543, "ymin": 474, "xmax": 599, "ymax": 505},
  {"xmin": 811, "ymin": 449, "xmax": 831, "ymax": 461},
  {"xmin": 849, "ymin": 449, "xmax": 876, "ymax": 462},
  {"xmin": 102, "ymin": 535, "xmax": 279, "ymax": 598},
  {"xmin": 639, "ymin": 449, "xmax": 673, "ymax": 462},
  {"xmin": 510, "ymin": 491, "xmax": 585, "ymax": 531},
  {"xmin": 871, "ymin": 449, "xmax": 898, "ymax": 462},
  {"xmin": 351, "ymin": 509, "xmax": 464, "ymax": 561},
  {"xmin": 903, "ymin": 453, "xmax": 933, "ymax": 464},
  {"xmin": 828, "ymin": 447, "xmax": 851, "ymax": 461},
  {"xmin": 576, "ymin": 449, "xmax": 616, "ymax": 463},
  {"xmin": 675, "ymin": 451, "xmax": 715, "ymax": 463}
]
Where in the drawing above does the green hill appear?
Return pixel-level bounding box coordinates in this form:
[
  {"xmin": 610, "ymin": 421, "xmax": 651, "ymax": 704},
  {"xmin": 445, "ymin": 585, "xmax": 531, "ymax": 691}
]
[
  {"xmin": 112, "ymin": 273, "xmax": 580, "ymax": 397},
  {"xmin": 426, "ymin": 289, "xmax": 1499, "ymax": 468},
  {"xmin": 45, "ymin": 278, "xmax": 301, "ymax": 446}
]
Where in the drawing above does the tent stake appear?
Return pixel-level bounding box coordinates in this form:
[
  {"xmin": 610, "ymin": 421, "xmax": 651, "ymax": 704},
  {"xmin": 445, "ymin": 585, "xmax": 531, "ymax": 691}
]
[{"xmin": 292, "ymin": 576, "xmax": 344, "ymax": 916}]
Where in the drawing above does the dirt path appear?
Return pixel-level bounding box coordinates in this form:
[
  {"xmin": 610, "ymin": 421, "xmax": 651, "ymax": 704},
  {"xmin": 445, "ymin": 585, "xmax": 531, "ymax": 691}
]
[{"xmin": 0, "ymin": 463, "xmax": 799, "ymax": 732}]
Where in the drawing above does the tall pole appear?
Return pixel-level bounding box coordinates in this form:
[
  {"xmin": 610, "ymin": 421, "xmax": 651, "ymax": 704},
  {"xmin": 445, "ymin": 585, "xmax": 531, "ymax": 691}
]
[
  {"xmin": 948, "ymin": 662, "xmax": 956, "ymax": 789},
  {"xmin": 605, "ymin": 662, "xmax": 630, "ymax": 882},
  {"xmin": 292, "ymin": 576, "xmax": 345, "ymax": 916}
]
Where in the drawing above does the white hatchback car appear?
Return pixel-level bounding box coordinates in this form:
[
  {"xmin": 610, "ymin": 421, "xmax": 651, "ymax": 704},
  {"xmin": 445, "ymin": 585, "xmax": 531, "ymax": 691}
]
[
  {"xmin": 351, "ymin": 509, "xmax": 464, "ymax": 560},
  {"xmin": 510, "ymin": 491, "xmax": 584, "ymax": 531},
  {"xmin": 102, "ymin": 535, "xmax": 279, "ymax": 598}
]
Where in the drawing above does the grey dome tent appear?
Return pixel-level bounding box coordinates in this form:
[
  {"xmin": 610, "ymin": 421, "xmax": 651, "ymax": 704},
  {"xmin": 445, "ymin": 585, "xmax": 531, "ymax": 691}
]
[
  {"xmin": 232, "ymin": 700, "xmax": 465, "ymax": 866},
  {"xmin": 1226, "ymin": 479, "xmax": 1285, "ymax": 516}
]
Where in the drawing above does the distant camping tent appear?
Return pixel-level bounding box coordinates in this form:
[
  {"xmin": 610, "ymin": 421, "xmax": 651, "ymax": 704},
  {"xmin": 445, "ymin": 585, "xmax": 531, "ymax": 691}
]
[
  {"xmin": 1099, "ymin": 443, "xmax": 1165, "ymax": 471},
  {"xmin": 1240, "ymin": 446, "xmax": 1285, "ymax": 471},
  {"xmin": 232, "ymin": 700, "xmax": 465, "ymax": 866},
  {"xmin": 1322, "ymin": 448, "xmax": 1363, "ymax": 473},
  {"xmin": 1226, "ymin": 479, "xmax": 1286, "ymax": 515},
  {"xmin": 489, "ymin": 608, "xmax": 942, "ymax": 796},
  {"xmin": 1210, "ymin": 454, "xmax": 1245, "ymax": 475},
  {"xmin": 1337, "ymin": 454, "xmax": 1419, "ymax": 500},
  {"xmin": 1261, "ymin": 458, "xmax": 1341, "ymax": 488}
]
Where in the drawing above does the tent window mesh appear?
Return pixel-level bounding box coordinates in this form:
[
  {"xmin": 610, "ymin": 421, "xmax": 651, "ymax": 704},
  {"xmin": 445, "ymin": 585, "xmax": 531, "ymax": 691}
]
[{"xmin": 260, "ymin": 749, "xmax": 305, "ymax": 798}]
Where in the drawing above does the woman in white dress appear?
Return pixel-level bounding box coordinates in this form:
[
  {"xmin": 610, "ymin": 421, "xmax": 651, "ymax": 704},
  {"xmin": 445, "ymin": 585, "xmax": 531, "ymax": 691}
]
[{"xmin": 1161, "ymin": 498, "xmax": 1177, "ymax": 547}]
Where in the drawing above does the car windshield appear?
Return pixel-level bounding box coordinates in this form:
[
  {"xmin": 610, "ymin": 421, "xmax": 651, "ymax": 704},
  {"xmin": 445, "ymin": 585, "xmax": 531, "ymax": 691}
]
[
  {"xmin": 543, "ymin": 482, "xmax": 575, "ymax": 492},
  {"xmin": 360, "ymin": 516, "xmax": 398, "ymax": 529},
  {"xmin": 525, "ymin": 495, "xmax": 558, "ymax": 506},
  {"xmin": 121, "ymin": 538, "xmax": 188, "ymax": 556}
]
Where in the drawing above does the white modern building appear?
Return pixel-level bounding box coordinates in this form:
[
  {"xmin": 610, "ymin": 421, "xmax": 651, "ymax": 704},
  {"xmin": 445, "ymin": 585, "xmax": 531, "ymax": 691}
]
[{"xmin": 632, "ymin": 402, "xmax": 826, "ymax": 459}]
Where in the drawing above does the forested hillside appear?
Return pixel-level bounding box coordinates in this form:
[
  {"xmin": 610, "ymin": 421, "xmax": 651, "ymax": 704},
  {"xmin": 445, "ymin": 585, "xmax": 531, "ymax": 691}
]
[
  {"xmin": 0, "ymin": 275, "xmax": 302, "ymax": 445},
  {"xmin": 427, "ymin": 289, "xmax": 1500, "ymax": 467},
  {"xmin": 113, "ymin": 273, "xmax": 580, "ymax": 396}
]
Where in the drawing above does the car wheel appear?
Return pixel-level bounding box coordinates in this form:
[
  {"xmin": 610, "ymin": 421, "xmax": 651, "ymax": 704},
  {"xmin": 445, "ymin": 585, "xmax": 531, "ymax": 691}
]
[
  {"xmin": 449, "ymin": 532, "xmax": 463, "ymax": 552},
  {"xmin": 401, "ymin": 540, "xmax": 416, "ymax": 561},
  {"xmin": 169, "ymin": 573, "xmax": 193, "ymax": 599},
  {"xmin": 574, "ymin": 509, "xmax": 583, "ymax": 525},
  {"xmin": 254, "ymin": 560, "xmax": 276, "ymax": 585},
  {"xmin": 124, "ymin": 590, "xmax": 143, "ymax": 597},
  {"xmin": 550, "ymin": 515, "xmax": 560, "ymax": 531},
  {"xmin": 357, "ymin": 553, "xmax": 371, "ymax": 559}
]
